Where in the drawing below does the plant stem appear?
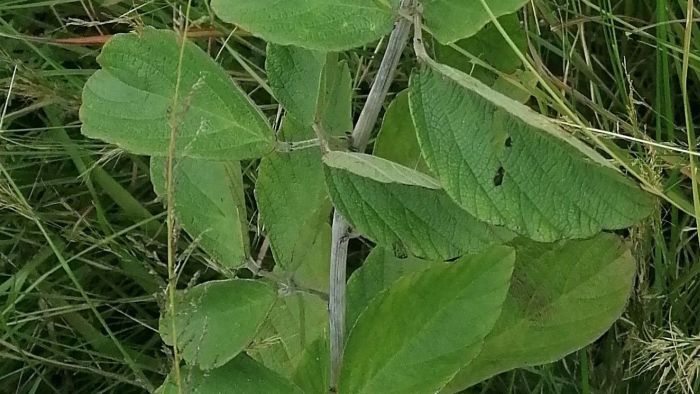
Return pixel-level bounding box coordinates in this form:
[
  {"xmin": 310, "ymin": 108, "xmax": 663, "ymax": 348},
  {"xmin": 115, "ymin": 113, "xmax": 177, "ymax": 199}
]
[
  {"xmin": 328, "ymin": 0, "xmax": 414, "ymax": 390},
  {"xmin": 165, "ymin": 3, "xmax": 193, "ymax": 392}
]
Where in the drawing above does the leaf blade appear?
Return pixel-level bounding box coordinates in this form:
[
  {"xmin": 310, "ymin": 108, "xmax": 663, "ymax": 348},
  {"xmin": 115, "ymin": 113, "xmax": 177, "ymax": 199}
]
[
  {"xmin": 80, "ymin": 28, "xmax": 274, "ymax": 160},
  {"xmin": 409, "ymin": 64, "xmax": 654, "ymax": 241}
]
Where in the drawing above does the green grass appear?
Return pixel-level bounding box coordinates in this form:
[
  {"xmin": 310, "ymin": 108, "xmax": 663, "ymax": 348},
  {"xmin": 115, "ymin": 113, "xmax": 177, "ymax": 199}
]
[{"xmin": 0, "ymin": 0, "xmax": 699, "ymax": 393}]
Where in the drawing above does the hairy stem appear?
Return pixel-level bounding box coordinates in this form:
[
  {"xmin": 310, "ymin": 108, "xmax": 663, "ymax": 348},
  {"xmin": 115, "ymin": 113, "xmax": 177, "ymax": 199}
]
[
  {"xmin": 165, "ymin": 3, "xmax": 193, "ymax": 392},
  {"xmin": 328, "ymin": 0, "xmax": 414, "ymax": 390}
]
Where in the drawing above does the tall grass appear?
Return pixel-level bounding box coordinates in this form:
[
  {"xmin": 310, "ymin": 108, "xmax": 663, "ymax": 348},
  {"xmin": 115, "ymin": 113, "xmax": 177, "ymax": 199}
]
[{"xmin": 0, "ymin": 0, "xmax": 698, "ymax": 393}]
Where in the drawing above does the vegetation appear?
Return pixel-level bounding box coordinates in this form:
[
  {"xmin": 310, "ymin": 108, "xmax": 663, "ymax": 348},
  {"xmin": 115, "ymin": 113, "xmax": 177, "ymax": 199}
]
[{"xmin": 0, "ymin": 0, "xmax": 699, "ymax": 393}]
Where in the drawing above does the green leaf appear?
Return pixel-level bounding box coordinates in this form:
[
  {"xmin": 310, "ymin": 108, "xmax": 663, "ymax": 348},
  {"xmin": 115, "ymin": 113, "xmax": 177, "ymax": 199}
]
[
  {"xmin": 292, "ymin": 334, "xmax": 330, "ymax": 394},
  {"xmin": 347, "ymin": 246, "xmax": 436, "ymax": 327},
  {"xmin": 444, "ymin": 234, "xmax": 636, "ymax": 392},
  {"xmin": 156, "ymin": 355, "xmax": 304, "ymax": 394},
  {"xmin": 324, "ymin": 151, "xmax": 515, "ymax": 260},
  {"xmin": 159, "ymin": 279, "xmax": 276, "ymax": 370},
  {"xmin": 373, "ymin": 90, "xmax": 430, "ymax": 174},
  {"xmin": 80, "ymin": 28, "xmax": 274, "ymax": 160},
  {"xmin": 150, "ymin": 157, "xmax": 249, "ymax": 271},
  {"xmin": 249, "ymin": 292, "xmax": 327, "ymax": 377},
  {"xmin": 256, "ymin": 118, "xmax": 332, "ymax": 275},
  {"xmin": 257, "ymin": 56, "xmax": 351, "ymax": 279},
  {"xmin": 409, "ymin": 64, "xmax": 654, "ymax": 242},
  {"xmin": 211, "ymin": 0, "xmax": 397, "ymax": 51},
  {"xmin": 423, "ymin": 0, "xmax": 529, "ymax": 43},
  {"xmin": 266, "ymin": 45, "xmax": 327, "ymax": 125},
  {"xmin": 435, "ymin": 13, "xmax": 526, "ymax": 80},
  {"xmin": 339, "ymin": 246, "xmax": 516, "ymax": 394}
]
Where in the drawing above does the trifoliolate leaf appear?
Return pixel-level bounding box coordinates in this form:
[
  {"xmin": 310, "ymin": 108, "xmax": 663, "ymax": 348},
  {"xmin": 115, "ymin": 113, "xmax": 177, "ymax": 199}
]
[
  {"xmin": 211, "ymin": 0, "xmax": 398, "ymax": 51},
  {"xmin": 80, "ymin": 28, "xmax": 274, "ymax": 160},
  {"xmin": 156, "ymin": 355, "xmax": 304, "ymax": 394},
  {"xmin": 159, "ymin": 279, "xmax": 276, "ymax": 370},
  {"xmin": 444, "ymin": 234, "xmax": 636, "ymax": 392},
  {"xmin": 151, "ymin": 158, "xmax": 249, "ymax": 271},
  {"xmin": 409, "ymin": 64, "xmax": 655, "ymax": 242},
  {"xmin": 339, "ymin": 246, "xmax": 516, "ymax": 394},
  {"xmin": 248, "ymin": 292, "xmax": 327, "ymax": 377},
  {"xmin": 323, "ymin": 151, "xmax": 515, "ymax": 260},
  {"xmin": 373, "ymin": 90, "xmax": 430, "ymax": 174},
  {"xmin": 346, "ymin": 246, "xmax": 436, "ymax": 327},
  {"xmin": 422, "ymin": 0, "xmax": 529, "ymax": 43}
]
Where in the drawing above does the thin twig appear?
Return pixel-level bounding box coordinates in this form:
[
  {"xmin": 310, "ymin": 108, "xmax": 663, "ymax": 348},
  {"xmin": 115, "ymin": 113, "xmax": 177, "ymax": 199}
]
[{"xmin": 328, "ymin": 0, "xmax": 414, "ymax": 390}]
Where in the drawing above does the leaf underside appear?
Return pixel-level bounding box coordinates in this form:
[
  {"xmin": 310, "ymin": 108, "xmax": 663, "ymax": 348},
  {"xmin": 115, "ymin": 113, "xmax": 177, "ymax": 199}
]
[{"xmin": 410, "ymin": 64, "xmax": 654, "ymax": 242}]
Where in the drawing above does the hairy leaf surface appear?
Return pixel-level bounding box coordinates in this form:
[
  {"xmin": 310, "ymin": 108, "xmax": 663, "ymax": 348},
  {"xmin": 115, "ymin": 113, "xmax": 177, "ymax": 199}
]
[
  {"xmin": 324, "ymin": 151, "xmax": 514, "ymax": 260},
  {"xmin": 211, "ymin": 0, "xmax": 398, "ymax": 51},
  {"xmin": 151, "ymin": 158, "xmax": 249, "ymax": 270},
  {"xmin": 81, "ymin": 28, "xmax": 274, "ymax": 159},
  {"xmin": 410, "ymin": 64, "xmax": 654, "ymax": 241},
  {"xmin": 339, "ymin": 246, "xmax": 515, "ymax": 393},
  {"xmin": 159, "ymin": 279, "xmax": 276, "ymax": 370}
]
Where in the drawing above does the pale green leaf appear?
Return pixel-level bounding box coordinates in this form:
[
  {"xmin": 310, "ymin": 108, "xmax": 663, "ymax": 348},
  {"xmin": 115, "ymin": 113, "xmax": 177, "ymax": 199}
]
[
  {"xmin": 423, "ymin": 0, "xmax": 529, "ymax": 43},
  {"xmin": 373, "ymin": 90, "xmax": 430, "ymax": 174},
  {"xmin": 324, "ymin": 151, "xmax": 515, "ymax": 260},
  {"xmin": 156, "ymin": 355, "xmax": 304, "ymax": 394},
  {"xmin": 249, "ymin": 292, "xmax": 327, "ymax": 377},
  {"xmin": 444, "ymin": 234, "xmax": 636, "ymax": 391},
  {"xmin": 339, "ymin": 246, "xmax": 516, "ymax": 394},
  {"xmin": 151, "ymin": 157, "xmax": 249, "ymax": 270},
  {"xmin": 211, "ymin": 0, "xmax": 397, "ymax": 51},
  {"xmin": 409, "ymin": 64, "xmax": 654, "ymax": 242},
  {"xmin": 80, "ymin": 28, "xmax": 274, "ymax": 160},
  {"xmin": 159, "ymin": 279, "xmax": 276, "ymax": 370},
  {"xmin": 347, "ymin": 246, "xmax": 436, "ymax": 327}
]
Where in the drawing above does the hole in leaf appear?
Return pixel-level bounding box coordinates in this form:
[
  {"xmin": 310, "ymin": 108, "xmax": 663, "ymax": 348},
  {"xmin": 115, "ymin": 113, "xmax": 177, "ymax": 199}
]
[
  {"xmin": 493, "ymin": 166, "xmax": 505, "ymax": 186},
  {"xmin": 392, "ymin": 241, "xmax": 408, "ymax": 259},
  {"xmin": 505, "ymin": 136, "xmax": 513, "ymax": 147}
]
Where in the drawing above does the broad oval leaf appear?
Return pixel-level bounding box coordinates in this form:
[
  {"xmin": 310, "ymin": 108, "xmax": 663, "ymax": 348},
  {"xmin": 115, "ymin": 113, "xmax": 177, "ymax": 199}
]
[
  {"xmin": 151, "ymin": 157, "xmax": 249, "ymax": 271},
  {"xmin": 80, "ymin": 28, "xmax": 274, "ymax": 160},
  {"xmin": 409, "ymin": 64, "xmax": 654, "ymax": 242},
  {"xmin": 211, "ymin": 0, "xmax": 397, "ymax": 51},
  {"xmin": 444, "ymin": 234, "xmax": 636, "ymax": 392},
  {"xmin": 159, "ymin": 279, "xmax": 276, "ymax": 370},
  {"xmin": 347, "ymin": 246, "xmax": 435, "ymax": 327},
  {"xmin": 324, "ymin": 151, "xmax": 515, "ymax": 260},
  {"xmin": 423, "ymin": 0, "xmax": 529, "ymax": 43},
  {"xmin": 157, "ymin": 355, "xmax": 304, "ymax": 393},
  {"xmin": 339, "ymin": 246, "xmax": 516, "ymax": 394}
]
